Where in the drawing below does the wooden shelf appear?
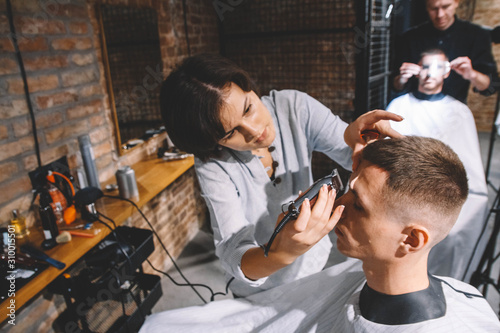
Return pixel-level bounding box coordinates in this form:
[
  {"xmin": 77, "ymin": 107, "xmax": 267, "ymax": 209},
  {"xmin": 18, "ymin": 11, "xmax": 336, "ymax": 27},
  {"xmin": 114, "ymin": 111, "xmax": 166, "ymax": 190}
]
[{"xmin": 0, "ymin": 155, "xmax": 194, "ymax": 324}]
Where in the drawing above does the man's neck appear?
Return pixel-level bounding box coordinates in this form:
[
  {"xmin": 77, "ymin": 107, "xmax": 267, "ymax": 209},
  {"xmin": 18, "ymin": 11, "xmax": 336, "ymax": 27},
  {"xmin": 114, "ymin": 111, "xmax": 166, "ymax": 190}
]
[
  {"xmin": 362, "ymin": 258, "xmax": 429, "ymax": 295},
  {"xmin": 413, "ymin": 89, "xmax": 446, "ymax": 101},
  {"xmin": 418, "ymin": 86, "xmax": 442, "ymax": 95}
]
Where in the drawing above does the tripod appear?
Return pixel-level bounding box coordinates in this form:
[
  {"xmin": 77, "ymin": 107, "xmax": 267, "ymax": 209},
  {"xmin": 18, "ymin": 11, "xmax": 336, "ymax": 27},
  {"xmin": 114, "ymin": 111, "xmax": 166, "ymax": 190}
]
[
  {"xmin": 469, "ymin": 190, "xmax": 500, "ymax": 294},
  {"xmin": 469, "ymin": 90, "xmax": 500, "ymax": 315}
]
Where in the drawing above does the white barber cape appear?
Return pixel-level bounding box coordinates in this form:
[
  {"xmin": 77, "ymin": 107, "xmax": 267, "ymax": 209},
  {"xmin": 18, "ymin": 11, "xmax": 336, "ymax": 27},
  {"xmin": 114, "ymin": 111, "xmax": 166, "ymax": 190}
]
[
  {"xmin": 387, "ymin": 92, "xmax": 489, "ymax": 280},
  {"xmin": 139, "ymin": 260, "xmax": 500, "ymax": 332}
]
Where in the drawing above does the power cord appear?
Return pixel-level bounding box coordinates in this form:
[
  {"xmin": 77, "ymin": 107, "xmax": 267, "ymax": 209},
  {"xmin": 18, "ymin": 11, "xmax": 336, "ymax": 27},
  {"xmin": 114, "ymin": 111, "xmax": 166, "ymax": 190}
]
[
  {"xmin": 97, "ymin": 211, "xmax": 117, "ymax": 229},
  {"xmin": 72, "ymin": 217, "xmax": 138, "ymax": 332},
  {"xmin": 181, "ymin": 0, "xmax": 191, "ymax": 56},
  {"xmin": 95, "ymin": 217, "xmax": 134, "ymax": 271},
  {"xmin": 102, "ymin": 194, "xmax": 207, "ymax": 303},
  {"xmin": 100, "ymin": 194, "xmax": 233, "ymax": 303},
  {"xmin": 6, "ymin": 0, "xmax": 42, "ymax": 169},
  {"xmin": 146, "ymin": 259, "xmax": 234, "ymax": 302}
]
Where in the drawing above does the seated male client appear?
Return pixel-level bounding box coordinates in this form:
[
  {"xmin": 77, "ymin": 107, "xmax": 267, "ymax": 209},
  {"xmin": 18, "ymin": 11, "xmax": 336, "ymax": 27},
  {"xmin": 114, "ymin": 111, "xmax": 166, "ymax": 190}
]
[
  {"xmin": 387, "ymin": 48, "xmax": 489, "ymax": 281},
  {"xmin": 140, "ymin": 136, "xmax": 500, "ymax": 333}
]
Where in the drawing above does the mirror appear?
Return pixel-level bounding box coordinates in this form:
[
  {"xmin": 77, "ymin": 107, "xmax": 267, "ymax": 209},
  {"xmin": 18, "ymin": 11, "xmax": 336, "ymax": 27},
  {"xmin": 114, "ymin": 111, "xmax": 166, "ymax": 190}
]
[{"xmin": 98, "ymin": 4, "xmax": 164, "ymax": 154}]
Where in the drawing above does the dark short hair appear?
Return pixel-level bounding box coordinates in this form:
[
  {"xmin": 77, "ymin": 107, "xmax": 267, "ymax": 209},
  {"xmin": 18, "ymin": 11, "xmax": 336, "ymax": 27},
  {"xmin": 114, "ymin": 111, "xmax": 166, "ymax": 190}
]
[
  {"xmin": 361, "ymin": 136, "xmax": 468, "ymax": 227},
  {"xmin": 420, "ymin": 48, "xmax": 449, "ymax": 61},
  {"xmin": 160, "ymin": 53, "xmax": 258, "ymax": 160}
]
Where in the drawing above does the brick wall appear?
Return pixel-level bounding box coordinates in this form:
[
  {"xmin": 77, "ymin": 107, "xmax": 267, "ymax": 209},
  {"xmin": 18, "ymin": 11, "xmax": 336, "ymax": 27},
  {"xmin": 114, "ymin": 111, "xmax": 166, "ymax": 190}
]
[
  {"xmin": 0, "ymin": 0, "xmax": 107, "ymax": 228},
  {"xmin": 131, "ymin": 168, "xmax": 208, "ymax": 274},
  {"xmin": 10, "ymin": 169, "xmax": 207, "ymax": 333},
  {"xmin": 468, "ymin": 0, "xmax": 500, "ymax": 132},
  {"xmin": 3, "ymin": 0, "xmax": 498, "ymax": 330},
  {"xmin": 0, "ymin": 0, "xmax": 218, "ymax": 331}
]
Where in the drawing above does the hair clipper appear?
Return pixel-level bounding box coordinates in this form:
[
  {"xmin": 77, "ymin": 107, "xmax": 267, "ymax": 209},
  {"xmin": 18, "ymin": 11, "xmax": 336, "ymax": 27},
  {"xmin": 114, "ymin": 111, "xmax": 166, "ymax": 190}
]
[
  {"xmin": 286, "ymin": 169, "xmax": 343, "ymax": 215},
  {"xmin": 263, "ymin": 169, "xmax": 344, "ymax": 257}
]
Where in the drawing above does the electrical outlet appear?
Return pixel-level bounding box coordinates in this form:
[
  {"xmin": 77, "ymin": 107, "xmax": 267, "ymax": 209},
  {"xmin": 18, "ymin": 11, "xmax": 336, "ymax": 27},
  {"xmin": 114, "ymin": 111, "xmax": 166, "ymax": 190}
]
[{"xmin": 28, "ymin": 156, "xmax": 72, "ymax": 192}]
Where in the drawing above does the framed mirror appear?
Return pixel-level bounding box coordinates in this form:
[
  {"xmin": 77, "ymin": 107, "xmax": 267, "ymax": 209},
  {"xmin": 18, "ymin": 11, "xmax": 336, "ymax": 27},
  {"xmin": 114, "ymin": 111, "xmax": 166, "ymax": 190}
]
[{"xmin": 98, "ymin": 4, "xmax": 164, "ymax": 154}]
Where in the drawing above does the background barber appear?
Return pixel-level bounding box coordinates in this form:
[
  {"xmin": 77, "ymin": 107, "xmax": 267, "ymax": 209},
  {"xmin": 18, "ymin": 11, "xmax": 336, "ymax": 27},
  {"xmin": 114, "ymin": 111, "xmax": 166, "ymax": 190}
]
[{"xmin": 392, "ymin": 0, "xmax": 498, "ymax": 104}]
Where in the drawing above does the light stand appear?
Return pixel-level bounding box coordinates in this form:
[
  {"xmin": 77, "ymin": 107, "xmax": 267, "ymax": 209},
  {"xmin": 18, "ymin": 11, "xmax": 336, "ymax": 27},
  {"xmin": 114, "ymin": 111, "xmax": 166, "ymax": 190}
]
[
  {"xmin": 469, "ymin": 190, "xmax": 500, "ymax": 296},
  {"xmin": 485, "ymin": 26, "xmax": 500, "ymax": 184},
  {"xmin": 484, "ymin": 90, "xmax": 500, "ymax": 186},
  {"xmin": 469, "ymin": 90, "xmax": 500, "ymax": 316}
]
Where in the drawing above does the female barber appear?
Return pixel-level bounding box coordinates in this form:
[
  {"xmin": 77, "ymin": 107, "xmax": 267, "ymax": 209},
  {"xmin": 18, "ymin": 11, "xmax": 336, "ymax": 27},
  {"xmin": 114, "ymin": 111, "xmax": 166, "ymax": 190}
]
[{"xmin": 160, "ymin": 53, "xmax": 402, "ymax": 297}]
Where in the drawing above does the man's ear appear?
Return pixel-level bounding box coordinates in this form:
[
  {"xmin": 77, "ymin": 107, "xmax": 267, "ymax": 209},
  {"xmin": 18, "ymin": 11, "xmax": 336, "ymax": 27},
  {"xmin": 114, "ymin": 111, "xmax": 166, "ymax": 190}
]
[{"xmin": 400, "ymin": 226, "xmax": 430, "ymax": 253}]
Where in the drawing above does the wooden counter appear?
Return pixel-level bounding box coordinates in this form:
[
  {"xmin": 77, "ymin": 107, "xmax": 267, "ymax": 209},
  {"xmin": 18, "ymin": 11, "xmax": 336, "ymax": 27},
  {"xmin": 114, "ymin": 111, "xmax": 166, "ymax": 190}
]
[{"xmin": 0, "ymin": 155, "xmax": 194, "ymax": 324}]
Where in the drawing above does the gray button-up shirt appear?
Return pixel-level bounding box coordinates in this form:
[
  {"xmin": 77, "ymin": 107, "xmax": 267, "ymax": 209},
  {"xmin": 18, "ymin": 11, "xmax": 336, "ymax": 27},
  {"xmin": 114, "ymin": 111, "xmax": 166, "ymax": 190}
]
[{"xmin": 195, "ymin": 90, "xmax": 352, "ymax": 296}]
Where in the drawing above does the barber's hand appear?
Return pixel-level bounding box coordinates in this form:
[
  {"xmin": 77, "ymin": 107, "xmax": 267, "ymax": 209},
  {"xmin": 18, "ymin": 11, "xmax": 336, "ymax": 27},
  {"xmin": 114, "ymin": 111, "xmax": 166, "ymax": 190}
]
[
  {"xmin": 450, "ymin": 57, "xmax": 476, "ymax": 80},
  {"xmin": 397, "ymin": 62, "xmax": 421, "ymax": 85},
  {"xmin": 450, "ymin": 56, "xmax": 492, "ymax": 91},
  {"xmin": 267, "ymin": 185, "xmax": 343, "ymax": 264},
  {"xmin": 344, "ymin": 110, "xmax": 404, "ymax": 170}
]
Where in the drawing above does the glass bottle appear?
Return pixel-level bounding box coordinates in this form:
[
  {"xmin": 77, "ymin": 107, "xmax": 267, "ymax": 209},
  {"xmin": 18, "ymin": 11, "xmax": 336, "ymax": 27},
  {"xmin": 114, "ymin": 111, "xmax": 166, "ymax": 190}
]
[
  {"xmin": 39, "ymin": 190, "xmax": 59, "ymax": 249},
  {"xmin": 10, "ymin": 209, "xmax": 29, "ymax": 239}
]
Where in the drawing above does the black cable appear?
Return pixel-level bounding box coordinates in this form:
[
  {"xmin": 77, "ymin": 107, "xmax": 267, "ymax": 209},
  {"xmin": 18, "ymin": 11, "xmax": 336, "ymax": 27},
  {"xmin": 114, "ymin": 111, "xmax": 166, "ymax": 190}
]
[
  {"xmin": 97, "ymin": 211, "xmax": 117, "ymax": 229},
  {"xmin": 102, "ymin": 211, "xmax": 211, "ymax": 303},
  {"xmin": 146, "ymin": 259, "xmax": 233, "ymax": 302},
  {"xmin": 264, "ymin": 212, "xmax": 297, "ymax": 257},
  {"xmin": 92, "ymin": 217, "xmax": 133, "ymax": 332},
  {"xmin": 94, "ymin": 214, "xmax": 148, "ymax": 328},
  {"xmin": 103, "ymin": 194, "xmax": 208, "ymax": 303},
  {"xmin": 95, "ymin": 217, "xmax": 135, "ymax": 275},
  {"xmin": 95, "ymin": 217, "xmax": 113, "ymax": 232},
  {"xmin": 146, "ymin": 259, "xmax": 209, "ymax": 303},
  {"xmin": 212, "ymin": 277, "xmax": 234, "ymax": 301},
  {"xmin": 181, "ymin": 0, "xmax": 191, "ymax": 56},
  {"xmin": 101, "ymin": 195, "xmax": 234, "ymax": 303},
  {"xmin": 6, "ymin": 0, "xmax": 42, "ymax": 169}
]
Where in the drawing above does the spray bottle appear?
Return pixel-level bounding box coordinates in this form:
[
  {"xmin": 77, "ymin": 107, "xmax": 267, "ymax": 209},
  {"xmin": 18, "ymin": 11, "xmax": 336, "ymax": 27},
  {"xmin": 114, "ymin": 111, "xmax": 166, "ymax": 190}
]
[{"xmin": 46, "ymin": 171, "xmax": 67, "ymax": 225}]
